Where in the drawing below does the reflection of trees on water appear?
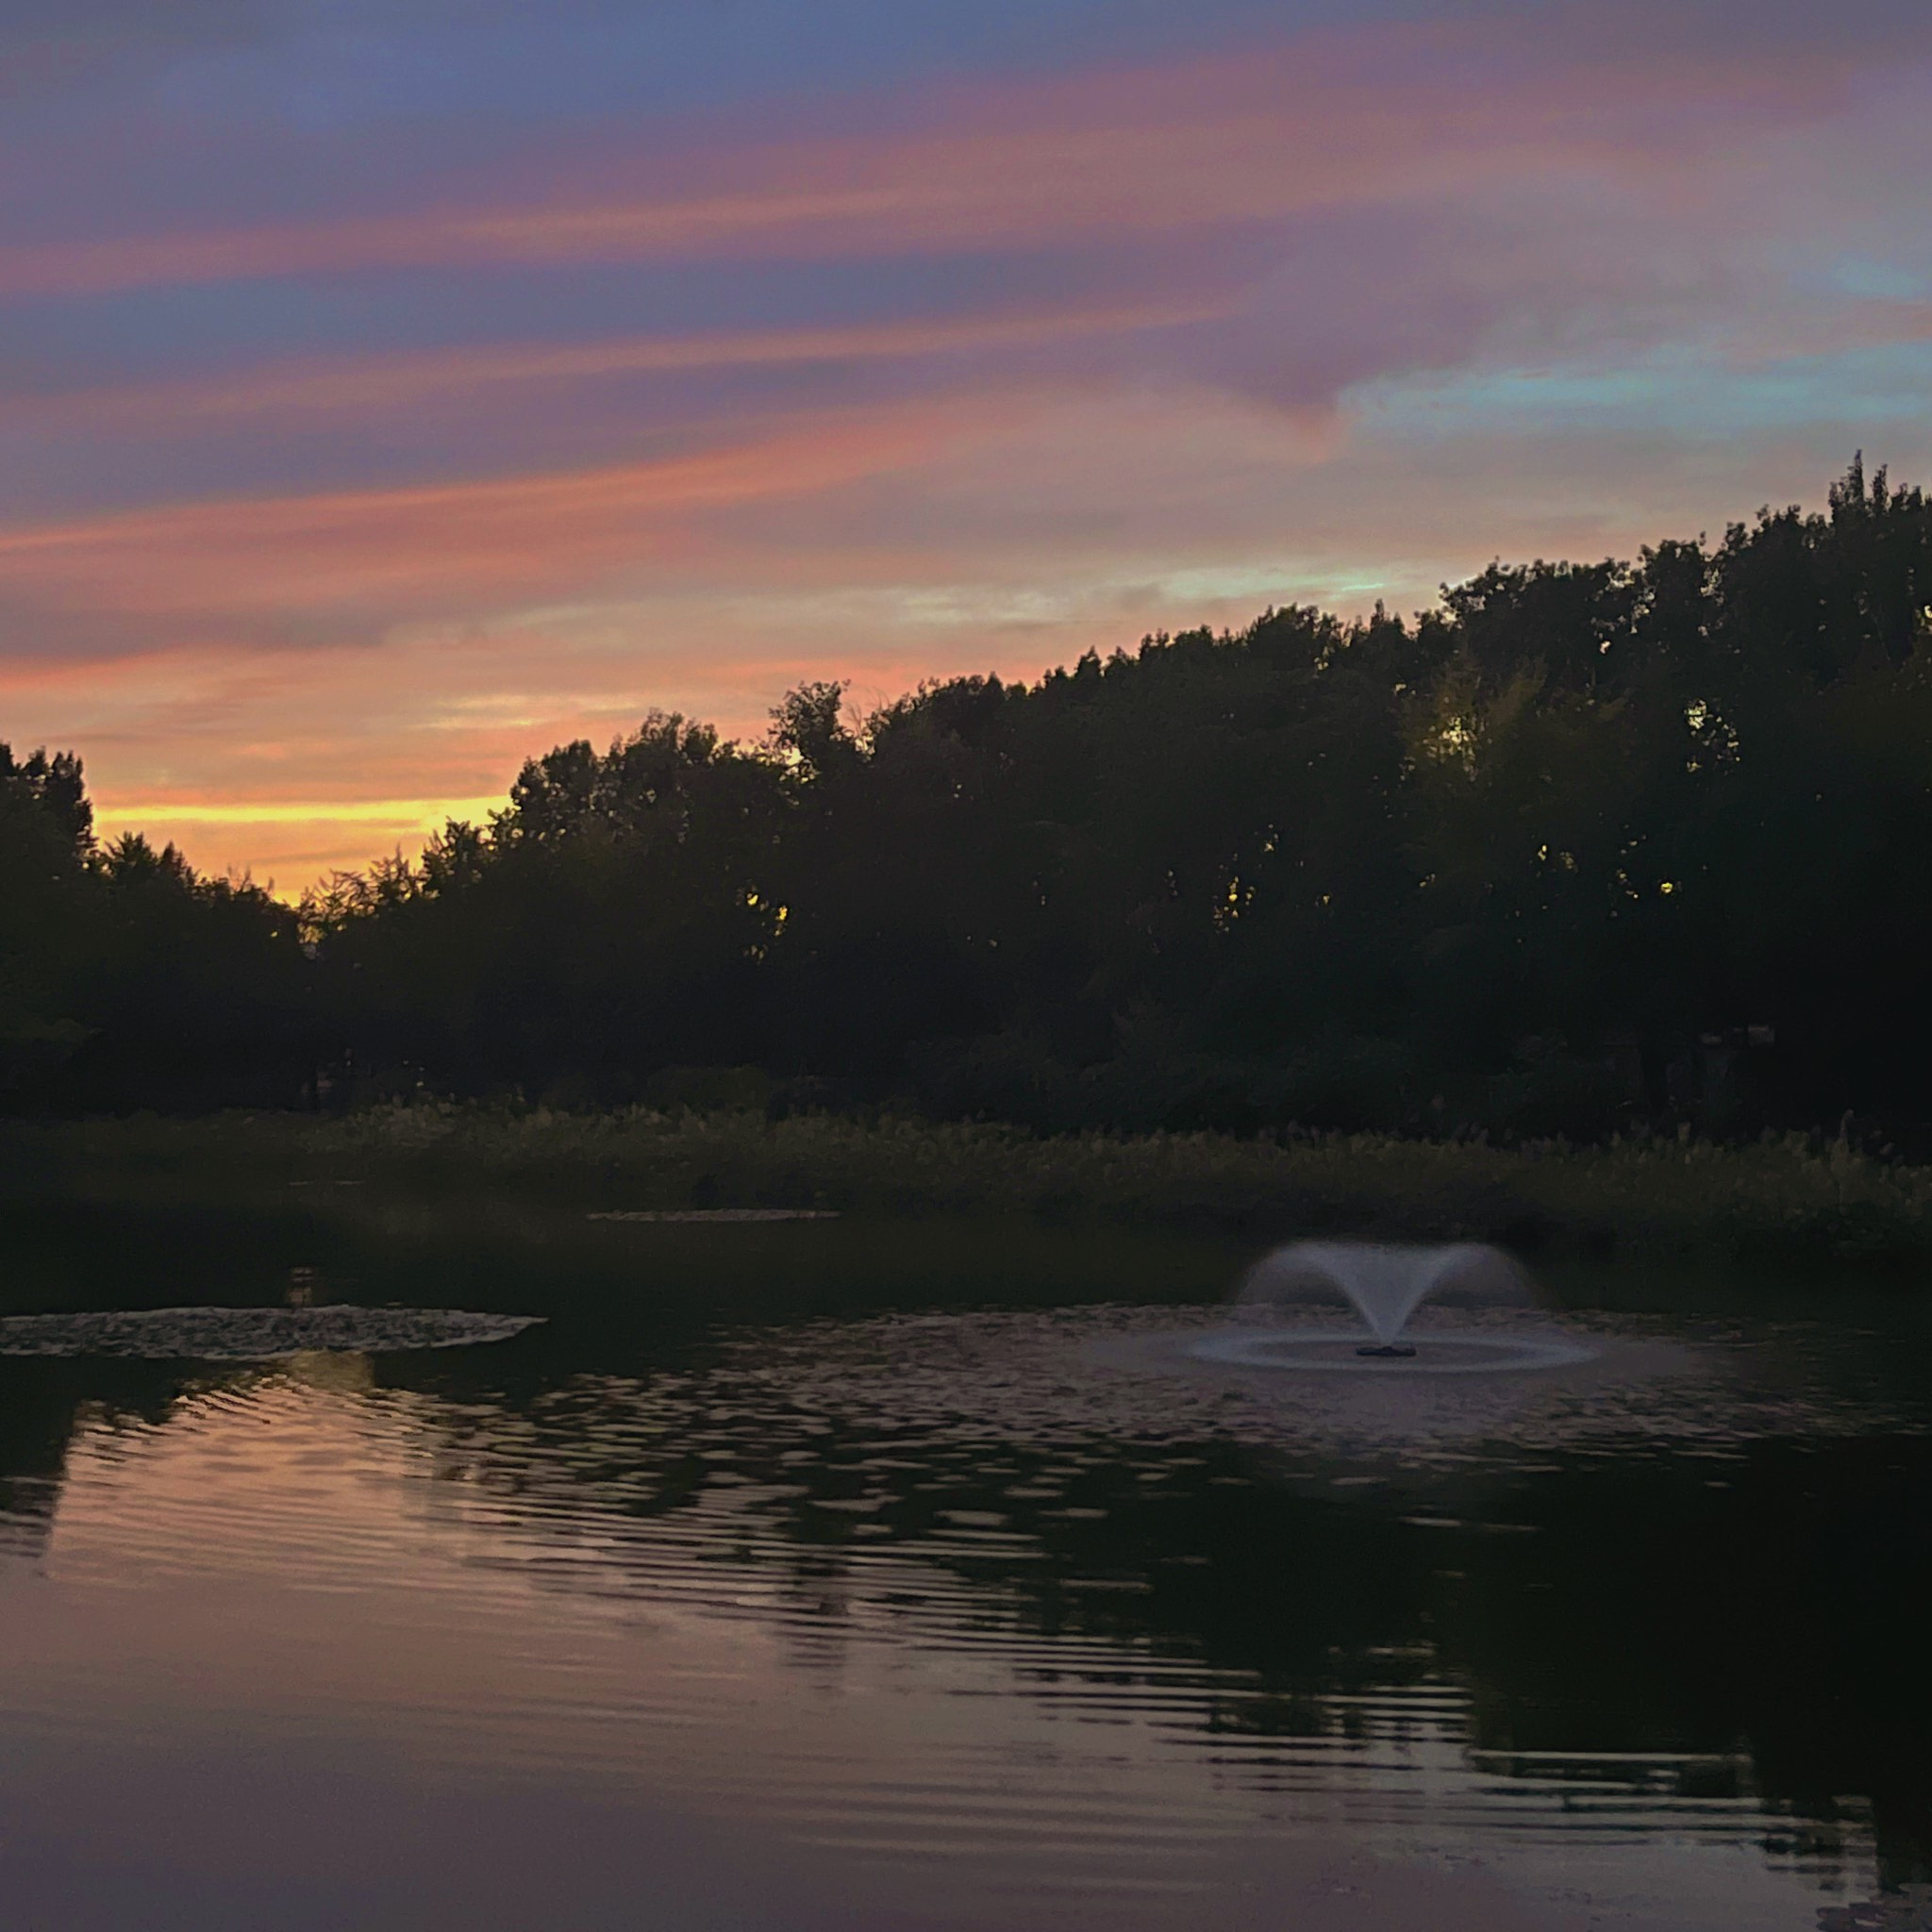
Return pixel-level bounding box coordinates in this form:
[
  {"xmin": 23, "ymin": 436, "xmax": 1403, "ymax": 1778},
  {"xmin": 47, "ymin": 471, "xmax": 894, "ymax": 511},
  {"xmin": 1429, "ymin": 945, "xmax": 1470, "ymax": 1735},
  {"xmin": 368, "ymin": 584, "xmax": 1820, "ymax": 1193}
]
[
  {"xmin": 404, "ymin": 1368, "xmax": 1932, "ymax": 1888},
  {"xmin": 1440, "ymin": 1437, "xmax": 1932, "ymax": 1890},
  {"xmin": 6, "ymin": 1353, "xmax": 1929, "ymax": 1898},
  {"xmin": 0, "ymin": 1357, "xmax": 182, "ymax": 1564},
  {"xmin": 1819, "ymin": 1886, "xmax": 1932, "ymax": 1929}
]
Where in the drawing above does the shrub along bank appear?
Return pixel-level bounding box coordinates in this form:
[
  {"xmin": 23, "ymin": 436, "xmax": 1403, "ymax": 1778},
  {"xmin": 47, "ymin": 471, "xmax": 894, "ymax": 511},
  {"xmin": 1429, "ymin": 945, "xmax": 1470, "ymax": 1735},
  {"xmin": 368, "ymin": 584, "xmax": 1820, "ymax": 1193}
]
[{"xmin": 8, "ymin": 1105, "xmax": 1930, "ymax": 1270}]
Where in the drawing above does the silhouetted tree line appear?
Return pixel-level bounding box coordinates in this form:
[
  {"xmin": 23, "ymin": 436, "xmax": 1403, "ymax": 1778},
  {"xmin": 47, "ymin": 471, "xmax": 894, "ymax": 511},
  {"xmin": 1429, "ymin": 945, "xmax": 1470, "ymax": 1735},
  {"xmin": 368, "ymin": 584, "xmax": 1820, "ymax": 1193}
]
[
  {"xmin": 8, "ymin": 459, "xmax": 1932, "ymax": 1137},
  {"xmin": 0, "ymin": 743, "xmax": 312, "ymax": 1110}
]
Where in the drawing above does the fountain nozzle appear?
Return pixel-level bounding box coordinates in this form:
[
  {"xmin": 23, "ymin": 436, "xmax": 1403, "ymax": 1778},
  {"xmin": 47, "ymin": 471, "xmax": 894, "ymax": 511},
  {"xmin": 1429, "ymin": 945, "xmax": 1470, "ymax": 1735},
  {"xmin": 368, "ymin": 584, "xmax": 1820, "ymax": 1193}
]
[{"xmin": 1356, "ymin": 1343, "xmax": 1419, "ymax": 1358}]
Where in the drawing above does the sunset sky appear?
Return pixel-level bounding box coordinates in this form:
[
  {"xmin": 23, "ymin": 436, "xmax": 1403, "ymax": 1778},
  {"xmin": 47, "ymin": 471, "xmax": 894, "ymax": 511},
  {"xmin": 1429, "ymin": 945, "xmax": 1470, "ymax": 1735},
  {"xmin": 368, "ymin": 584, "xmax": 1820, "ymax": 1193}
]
[{"xmin": 5, "ymin": 0, "xmax": 1930, "ymax": 890}]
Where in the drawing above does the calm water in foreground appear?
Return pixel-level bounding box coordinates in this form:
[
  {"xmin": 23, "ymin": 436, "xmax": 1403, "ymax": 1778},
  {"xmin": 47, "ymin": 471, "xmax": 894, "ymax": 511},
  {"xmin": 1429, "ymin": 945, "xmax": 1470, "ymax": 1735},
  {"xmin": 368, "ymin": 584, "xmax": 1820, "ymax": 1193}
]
[{"xmin": 3, "ymin": 1204, "xmax": 1930, "ymax": 1930}]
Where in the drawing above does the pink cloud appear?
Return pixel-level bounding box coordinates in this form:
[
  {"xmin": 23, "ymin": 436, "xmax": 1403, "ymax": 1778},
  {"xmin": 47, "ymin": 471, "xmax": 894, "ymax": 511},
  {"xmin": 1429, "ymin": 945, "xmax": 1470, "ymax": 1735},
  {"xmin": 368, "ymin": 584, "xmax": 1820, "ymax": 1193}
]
[
  {"xmin": 13, "ymin": 293, "xmax": 1226, "ymax": 428},
  {"xmin": 0, "ymin": 393, "xmax": 1019, "ymax": 641},
  {"xmin": 0, "ymin": 25, "xmax": 1880, "ymax": 301}
]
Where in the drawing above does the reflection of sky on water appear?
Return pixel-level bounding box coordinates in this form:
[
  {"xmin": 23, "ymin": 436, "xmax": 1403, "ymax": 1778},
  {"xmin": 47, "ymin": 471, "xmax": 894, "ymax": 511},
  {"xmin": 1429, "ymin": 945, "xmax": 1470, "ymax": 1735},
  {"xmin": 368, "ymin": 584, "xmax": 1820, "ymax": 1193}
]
[{"xmin": 0, "ymin": 1308, "xmax": 1926, "ymax": 1928}]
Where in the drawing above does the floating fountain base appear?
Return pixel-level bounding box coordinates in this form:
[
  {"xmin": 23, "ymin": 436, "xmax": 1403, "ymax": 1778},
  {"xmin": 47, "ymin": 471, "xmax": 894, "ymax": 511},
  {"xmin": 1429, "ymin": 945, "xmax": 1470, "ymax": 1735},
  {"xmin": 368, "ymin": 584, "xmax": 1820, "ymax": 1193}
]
[{"xmin": 1189, "ymin": 1328, "xmax": 1598, "ymax": 1375}]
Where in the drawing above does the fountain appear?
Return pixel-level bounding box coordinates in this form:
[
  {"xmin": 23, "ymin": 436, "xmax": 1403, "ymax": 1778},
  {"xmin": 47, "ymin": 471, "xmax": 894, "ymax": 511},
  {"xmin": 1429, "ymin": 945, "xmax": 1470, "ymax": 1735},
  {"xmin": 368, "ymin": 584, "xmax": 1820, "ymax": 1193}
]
[{"xmin": 1187, "ymin": 1241, "xmax": 1597, "ymax": 1374}]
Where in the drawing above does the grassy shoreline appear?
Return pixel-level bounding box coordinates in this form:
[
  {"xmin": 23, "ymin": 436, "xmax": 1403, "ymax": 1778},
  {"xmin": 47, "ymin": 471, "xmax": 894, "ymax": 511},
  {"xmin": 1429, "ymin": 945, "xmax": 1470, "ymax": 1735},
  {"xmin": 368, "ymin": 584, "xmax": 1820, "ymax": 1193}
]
[{"xmin": 7, "ymin": 1103, "xmax": 1932, "ymax": 1271}]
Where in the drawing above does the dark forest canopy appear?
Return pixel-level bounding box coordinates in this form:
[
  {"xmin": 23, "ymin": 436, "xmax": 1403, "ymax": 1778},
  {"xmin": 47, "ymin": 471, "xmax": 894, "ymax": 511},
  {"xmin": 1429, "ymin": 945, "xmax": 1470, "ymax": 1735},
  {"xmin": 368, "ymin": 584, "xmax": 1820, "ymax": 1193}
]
[{"xmin": 8, "ymin": 458, "xmax": 1932, "ymax": 1138}]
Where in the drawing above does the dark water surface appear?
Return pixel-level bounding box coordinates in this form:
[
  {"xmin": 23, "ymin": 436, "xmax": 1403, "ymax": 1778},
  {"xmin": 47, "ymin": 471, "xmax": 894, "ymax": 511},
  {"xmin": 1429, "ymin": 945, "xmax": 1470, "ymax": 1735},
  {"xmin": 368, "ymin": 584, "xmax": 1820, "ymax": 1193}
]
[{"xmin": 2, "ymin": 1205, "xmax": 1930, "ymax": 1930}]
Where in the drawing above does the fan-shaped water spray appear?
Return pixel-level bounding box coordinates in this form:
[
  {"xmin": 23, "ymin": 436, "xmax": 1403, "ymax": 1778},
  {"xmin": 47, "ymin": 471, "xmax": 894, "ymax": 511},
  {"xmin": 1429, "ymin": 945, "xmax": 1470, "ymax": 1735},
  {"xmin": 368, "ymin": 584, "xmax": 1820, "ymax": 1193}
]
[
  {"xmin": 1189, "ymin": 1241, "xmax": 1594, "ymax": 1375},
  {"xmin": 1239, "ymin": 1241, "xmax": 1533, "ymax": 1342}
]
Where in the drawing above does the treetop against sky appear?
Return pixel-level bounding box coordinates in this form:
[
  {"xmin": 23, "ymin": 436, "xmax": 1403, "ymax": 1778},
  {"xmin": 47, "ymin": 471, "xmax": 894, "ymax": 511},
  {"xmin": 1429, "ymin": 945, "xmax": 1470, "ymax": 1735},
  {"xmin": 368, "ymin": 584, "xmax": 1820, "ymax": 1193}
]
[{"xmin": 1, "ymin": 0, "xmax": 1928, "ymax": 886}]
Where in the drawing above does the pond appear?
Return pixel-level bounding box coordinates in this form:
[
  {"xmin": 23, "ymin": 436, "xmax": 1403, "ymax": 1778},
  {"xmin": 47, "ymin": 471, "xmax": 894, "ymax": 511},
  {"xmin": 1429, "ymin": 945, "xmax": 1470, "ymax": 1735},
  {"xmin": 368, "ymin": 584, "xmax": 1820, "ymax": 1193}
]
[{"xmin": 2, "ymin": 1201, "xmax": 1929, "ymax": 1930}]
